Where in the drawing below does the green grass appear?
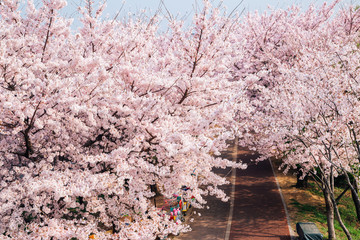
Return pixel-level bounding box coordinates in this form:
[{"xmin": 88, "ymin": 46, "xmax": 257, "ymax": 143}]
[
  {"xmin": 307, "ymin": 182, "xmax": 323, "ymax": 197},
  {"xmin": 290, "ymin": 180, "xmax": 360, "ymax": 240},
  {"xmin": 336, "ymin": 190, "xmax": 360, "ymax": 240},
  {"xmin": 290, "ymin": 198, "xmax": 329, "ymax": 237}
]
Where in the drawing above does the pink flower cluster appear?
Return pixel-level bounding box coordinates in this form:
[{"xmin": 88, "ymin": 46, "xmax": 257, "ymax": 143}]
[
  {"xmin": 2, "ymin": 0, "xmax": 360, "ymax": 239},
  {"xmin": 0, "ymin": 0, "xmax": 245, "ymax": 239}
]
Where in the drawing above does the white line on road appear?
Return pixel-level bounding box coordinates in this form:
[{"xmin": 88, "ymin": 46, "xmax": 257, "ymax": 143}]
[
  {"xmin": 269, "ymin": 158, "xmax": 296, "ymax": 240},
  {"xmin": 225, "ymin": 137, "xmax": 238, "ymax": 240}
]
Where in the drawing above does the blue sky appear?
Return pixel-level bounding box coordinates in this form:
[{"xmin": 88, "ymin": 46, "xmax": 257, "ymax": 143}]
[
  {"xmin": 27, "ymin": 0, "xmax": 359, "ymax": 28},
  {"xmin": 63, "ymin": 0, "xmax": 357, "ymax": 16}
]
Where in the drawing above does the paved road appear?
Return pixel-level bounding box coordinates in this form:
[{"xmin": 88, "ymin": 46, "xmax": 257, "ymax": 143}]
[
  {"xmin": 174, "ymin": 145, "xmax": 291, "ymax": 240},
  {"xmin": 229, "ymin": 151, "xmax": 291, "ymax": 240},
  {"xmin": 174, "ymin": 147, "xmax": 234, "ymax": 240}
]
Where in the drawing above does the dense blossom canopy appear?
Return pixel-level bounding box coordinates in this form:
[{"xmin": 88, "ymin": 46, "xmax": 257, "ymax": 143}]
[
  {"xmin": 0, "ymin": 0, "xmax": 247, "ymax": 239},
  {"xmin": 2, "ymin": 0, "xmax": 360, "ymax": 239}
]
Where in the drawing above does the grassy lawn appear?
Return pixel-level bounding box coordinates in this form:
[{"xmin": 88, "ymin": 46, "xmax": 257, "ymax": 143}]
[
  {"xmin": 271, "ymin": 158, "xmax": 360, "ymax": 240},
  {"xmin": 288, "ymin": 180, "xmax": 360, "ymax": 240}
]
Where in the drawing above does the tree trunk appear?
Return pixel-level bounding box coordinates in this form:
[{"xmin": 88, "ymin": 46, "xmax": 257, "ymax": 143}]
[
  {"xmin": 342, "ymin": 171, "xmax": 360, "ymax": 222},
  {"xmin": 350, "ymin": 178, "xmax": 360, "ymax": 222},
  {"xmin": 327, "ymin": 171, "xmax": 352, "ymax": 240},
  {"xmin": 333, "ymin": 198, "xmax": 352, "ymax": 240},
  {"xmin": 296, "ymin": 166, "xmax": 308, "ymax": 188},
  {"xmin": 323, "ymin": 183, "xmax": 336, "ymax": 240}
]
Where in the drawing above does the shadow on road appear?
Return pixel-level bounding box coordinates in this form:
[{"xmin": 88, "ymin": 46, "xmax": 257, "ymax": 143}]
[
  {"xmin": 174, "ymin": 145, "xmax": 291, "ymax": 240},
  {"xmin": 230, "ymin": 150, "xmax": 291, "ymax": 240}
]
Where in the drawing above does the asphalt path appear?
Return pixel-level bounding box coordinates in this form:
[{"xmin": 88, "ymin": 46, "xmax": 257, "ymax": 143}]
[
  {"xmin": 174, "ymin": 145, "xmax": 291, "ymax": 240},
  {"xmin": 229, "ymin": 151, "xmax": 291, "ymax": 240}
]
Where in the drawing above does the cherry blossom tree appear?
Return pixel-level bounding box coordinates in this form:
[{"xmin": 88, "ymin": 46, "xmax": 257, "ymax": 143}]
[
  {"xmin": 0, "ymin": 0, "xmax": 246, "ymax": 239},
  {"xmin": 5, "ymin": 0, "xmax": 360, "ymax": 239},
  {"xmin": 231, "ymin": 1, "xmax": 360, "ymax": 239}
]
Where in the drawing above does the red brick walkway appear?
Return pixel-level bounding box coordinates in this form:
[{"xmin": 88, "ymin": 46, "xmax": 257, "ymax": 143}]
[
  {"xmin": 175, "ymin": 146, "xmax": 292, "ymax": 240},
  {"xmin": 229, "ymin": 151, "xmax": 291, "ymax": 240}
]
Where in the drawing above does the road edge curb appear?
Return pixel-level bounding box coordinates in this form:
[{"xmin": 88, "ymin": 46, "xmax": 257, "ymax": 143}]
[{"xmin": 269, "ymin": 158, "xmax": 297, "ymax": 240}]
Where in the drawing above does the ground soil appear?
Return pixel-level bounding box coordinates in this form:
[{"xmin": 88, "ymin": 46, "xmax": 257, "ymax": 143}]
[{"xmin": 271, "ymin": 157, "xmax": 324, "ymax": 236}]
